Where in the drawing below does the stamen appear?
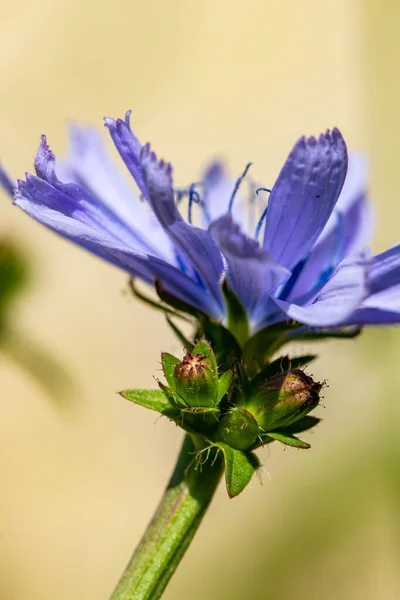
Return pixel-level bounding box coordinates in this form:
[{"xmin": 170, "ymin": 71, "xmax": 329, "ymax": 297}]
[
  {"xmin": 187, "ymin": 183, "xmax": 201, "ymax": 224},
  {"xmin": 175, "ymin": 182, "xmax": 203, "ymax": 204},
  {"xmin": 228, "ymin": 162, "xmax": 252, "ymax": 212},
  {"xmin": 254, "ymin": 188, "xmax": 271, "ymax": 241}
]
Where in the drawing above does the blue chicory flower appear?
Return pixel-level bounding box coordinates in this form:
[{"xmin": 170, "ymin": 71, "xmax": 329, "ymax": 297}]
[{"xmin": 1, "ymin": 111, "xmax": 399, "ymax": 334}]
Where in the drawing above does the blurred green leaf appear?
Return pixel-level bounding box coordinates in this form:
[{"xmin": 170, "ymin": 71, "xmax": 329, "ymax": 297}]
[{"xmin": 0, "ymin": 241, "xmax": 28, "ymax": 309}]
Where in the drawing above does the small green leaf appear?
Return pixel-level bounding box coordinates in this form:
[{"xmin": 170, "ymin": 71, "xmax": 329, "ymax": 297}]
[
  {"xmin": 120, "ymin": 389, "xmax": 179, "ymax": 418},
  {"xmin": 161, "ymin": 352, "xmax": 181, "ymax": 390},
  {"xmin": 222, "ymin": 279, "xmax": 249, "ymax": 346},
  {"xmin": 213, "ymin": 442, "xmax": 261, "ymax": 498},
  {"xmin": 217, "ymin": 370, "xmax": 232, "ymax": 403},
  {"xmin": 265, "ymin": 431, "xmax": 311, "ymax": 449}
]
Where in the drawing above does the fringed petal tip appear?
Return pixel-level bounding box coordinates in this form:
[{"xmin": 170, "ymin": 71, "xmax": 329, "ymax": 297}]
[
  {"xmin": 141, "ymin": 143, "xmax": 173, "ymax": 180},
  {"xmin": 104, "ymin": 110, "xmax": 131, "ymax": 131},
  {"xmin": 299, "ymin": 127, "xmax": 346, "ymax": 155},
  {"xmin": 34, "ymin": 134, "xmax": 58, "ymax": 183}
]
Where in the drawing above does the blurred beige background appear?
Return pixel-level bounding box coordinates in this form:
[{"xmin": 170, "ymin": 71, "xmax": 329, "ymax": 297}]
[{"xmin": 1, "ymin": 0, "xmax": 400, "ymax": 598}]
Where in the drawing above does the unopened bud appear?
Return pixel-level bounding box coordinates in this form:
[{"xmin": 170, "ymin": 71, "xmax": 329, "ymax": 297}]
[
  {"xmin": 243, "ymin": 369, "xmax": 322, "ymax": 432},
  {"xmin": 174, "ymin": 351, "xmax": 218, "ymax": 408},
  {"xmin": 215, "ymin": 406, "xmax": 259, "ymax": 450}
]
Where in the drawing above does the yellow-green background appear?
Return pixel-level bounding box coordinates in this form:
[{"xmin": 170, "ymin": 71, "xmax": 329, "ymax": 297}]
[{"xmin": 1, "ymin": 1, "xmax": 399, "ymax": 598}]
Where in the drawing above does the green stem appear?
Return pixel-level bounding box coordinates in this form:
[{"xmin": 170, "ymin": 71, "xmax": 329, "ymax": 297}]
[{"xmin": 109, "ymin": 434, "xmax": 224, "ymax": 600}]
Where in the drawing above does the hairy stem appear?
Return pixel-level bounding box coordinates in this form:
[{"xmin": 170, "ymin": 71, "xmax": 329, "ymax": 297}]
[{"xmin": 109, "ymin": 434, "xmax": 224, "ymax": 600}]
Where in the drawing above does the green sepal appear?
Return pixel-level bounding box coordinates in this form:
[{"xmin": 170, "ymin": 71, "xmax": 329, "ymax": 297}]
[
  {"xmin": 197, "ymin": 315, "xmax": 243, "ymax": 371},
  {"xmin": 259, "ymin": 326, "xmax": 362, "ymax": 362},
  {"xmin": 215, "ymin": 406, "xmax": 259, "ymax": 451},
  {"xmin": 264, "ymin": 431, "xmax": 311, "ymax": 449},
  {"xmin": 161, "ymin": 352, "xmax": 181, "ymax": 390},
  {"xmin": 217, "ymin": 369, "xmax": 233, "ymax": 403},
  {"xmin": 213, "ymin": 442, "xmax": 261, "ymax": 498},
  {"xmin": 165, "ymin": 316, "xmax": 194, "ymax": 349},
  {"xmin": 283, "ymin": 325, "xmax": 362, "ymax": 345},
  {"xmin": 181, "ymin": 406, "xmax": 220, "ymax": 430},
  {"xmin": 155, "ymin": 278, "xmax": 200, "ymax": 318},
  {"xmin": 120, "ymin": 388, "xmax": 180, "ymax": 418},
  {"xmin": 129, "ymin": 278, "xmax": 190, "ymax": 322},
  {"xmin": 243, "ymin": 321, "xmax": 301, "ymax": 373},
  {"xmin": 158, "ymin": 381, "xmax": 187, "ymax": 408},
  {"xmin": 222, "ymin": 279, "xmax": 249, "ymax": 347}
]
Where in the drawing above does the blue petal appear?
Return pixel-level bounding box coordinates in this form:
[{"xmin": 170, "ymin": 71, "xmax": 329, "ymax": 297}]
[
  {"xmin": 140, "ymin": 143, "xmax": 225, "ymax": 311},
  {"xmin": 363, "ymin": 284, "xmax": 400, "ymax": 312},
  {"xmin": 59, "ymin": 124, "xmax": 174, "ymax": 262},
  {"xmin": 346, "ymin": 307, "xmax": 400, "ymax": 325},
  {"xmin": 14, "ymin": 192, "xmax": 221, "ymax": 317},
  {"xmin": 282, "ymin": 156, "xmax": 371, "ymax": 304},
  {"xmin": 310, "ymin": 155, "xmax": 371, "ymax": 260},
  {"xmin": 325, "ymin": 155, "xmax": 372, "ymax": 256},
  {"xmin": 272, "ymin": 251, "xmax": 368, "ymax": 327},
  {"xmin": 104, "ymin": 111, "xmax": 148, "ymax": 199},
  {"xmin": 14, "ymin": 192, "xmax": 154, "ymax": 281},
  {"xmin": 31, "ymin": 135, "xmax": 162, "ymax": 256},
  {"xmin": 351, "ymin": 245, "xmax": 400, "ymax": 323},
  {"xmin": 369, "ymin": 243, "xmax": 400, "ymax": 294},
  {"xmin": 209, "ymin": 213, "xmax": 289, "ymax": 322},
  {"xmin": 263, "ymin": 128, "xmax": 348, "ymax": 271},
  {"xmin": 202, "ymin": 162, "xmax": 230, "ymax": 222}
]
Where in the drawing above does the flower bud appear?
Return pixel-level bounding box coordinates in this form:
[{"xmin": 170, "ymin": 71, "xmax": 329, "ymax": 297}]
[
  {"xmin": 243, "ymin": 368, "xmax": 322, "ymax": 432},
  {"xmin": 174, "ymin": 351, "xmax": 218, "ymax": 408},
  {"xmin": 215, "ymin": 406, "xmax": 259, "ymax": 451}
]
